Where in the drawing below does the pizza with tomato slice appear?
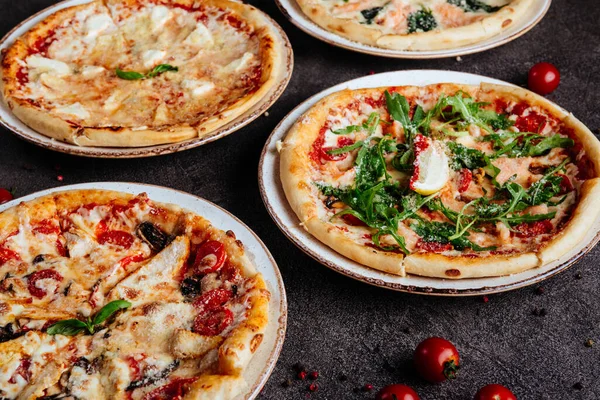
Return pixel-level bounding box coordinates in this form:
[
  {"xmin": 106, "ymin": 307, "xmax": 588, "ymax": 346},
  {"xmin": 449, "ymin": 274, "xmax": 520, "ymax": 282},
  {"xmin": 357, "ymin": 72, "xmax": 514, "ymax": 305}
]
[
  {"xmin": 0, "ymin": 0, "xmax": 285, "ymax": 147},
  {"xmin": 296, "ymin": 0, "xmax": 533, "ymax": 51},
  {"xmin": 0, "ymin": 190, "xmax": 269, "ymax": 399},
  {"xmin": 280, "ymin": 83, "xmax": 600, "ymax": 278}
]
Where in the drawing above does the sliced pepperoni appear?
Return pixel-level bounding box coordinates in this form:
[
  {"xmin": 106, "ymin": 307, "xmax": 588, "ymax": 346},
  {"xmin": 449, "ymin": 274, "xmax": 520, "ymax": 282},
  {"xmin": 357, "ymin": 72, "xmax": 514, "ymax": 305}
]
[
  {"xmin": 514, "ymin": 220, "xmax": 554, "ymax": 238},
  {"xmin": 97, "ymin": 230, "xmax": 134, "ymax": 249},
  {"xmin": 9, "ymin": 357, "xmax": 31, "ymax": 384},
  {"xmin": 33, "ymin": 219, "xmax": 60, "ymax": 235},
  {"xmin": 27, "ymin": 269, "xmax": 63, "ymax": 299},
  {"xmin": 511, "ymin": 102, "xmax": 529, "ymax": 116},
  {"xmin": 193, "ymin": 307, "xmax": 234, "ymax": 336},
  {"xmin": 192, "ymin": 241, "xmax": 227, "ymax": 275},
  {"xmin": 515, "ymin": 112, "xmax": 547, "ymax": 133},
  {"xmin": 126, "ymin": 356, "xmax": 143, "ymax": 382},
  {"xmin": 119, "ymin": 253, "xmax": 146, "ymax": 268},
  {"xmin": 0, "ymin": 247, "xmax": 20, "ymax": 266},
  {"xmin": 457, "ymin": 168, "xmax": 473, "ymax": 194},
  {"xmin": 142, "ymin": 377, "xmax": 198, "ymax": 400},
  {"xmin": 192, "ymin": 288, "xmax": 232, "ymax": 312}
]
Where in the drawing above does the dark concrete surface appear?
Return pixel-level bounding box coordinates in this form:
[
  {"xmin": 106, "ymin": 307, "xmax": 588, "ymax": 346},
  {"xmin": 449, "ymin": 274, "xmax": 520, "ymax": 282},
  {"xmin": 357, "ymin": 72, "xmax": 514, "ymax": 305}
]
[{"xmin": 1, "ymin": 0, "xmax": 599, "ymax": 398}]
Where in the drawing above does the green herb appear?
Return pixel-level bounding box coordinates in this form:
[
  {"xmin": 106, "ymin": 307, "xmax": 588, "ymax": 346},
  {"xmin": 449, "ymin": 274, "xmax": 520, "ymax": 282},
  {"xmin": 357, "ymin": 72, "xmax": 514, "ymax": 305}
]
[
  {"xmin": 483, "ymin": 132, "xmax": 574, "ymax": 158},
  {"xmin": 407, "ymin": 8, "xmax": 437, "ymax": 33},
  {"xmin": 116, "ymin": 64, "xmax": 178, "ymax": 80},
  {"xmin": 47, "ymin": 300, "xmax": 131, "ymax": 336},
  {"xmin": 412, "ymin": 220, "xmax": 495, "ymax": 251},
  {"xmin": 327, "ymin": 113, "xmax": 381, "ymax": 155},
  {"xmin": 361, "ymin": 6, "xmax": 384, "ymax": 24},
  {"xmin": 526, "ymin": 159, "xmax": 569, "ymax": 205},
  {"xmin": 447, "ymin": 142, "xmax": 487, "ymax": 170},
  {"xmin": 447, "ymin": 0, "xmax": 501, "ymax": 13}
]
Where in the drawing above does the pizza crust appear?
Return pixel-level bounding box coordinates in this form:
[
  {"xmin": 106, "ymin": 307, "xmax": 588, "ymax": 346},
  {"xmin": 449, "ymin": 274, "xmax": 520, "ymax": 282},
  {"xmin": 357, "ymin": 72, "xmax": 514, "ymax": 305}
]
[
  {"xmin": 280, "ymin": 83, "xmax": 600, "ymax": 279},
  {"xmin": 296, "ymin": 0, "xmax": 534, "ymax": 51},
  {"xmin": 0, "ymin": 0, "xmax": 286, "ymax": 147}
]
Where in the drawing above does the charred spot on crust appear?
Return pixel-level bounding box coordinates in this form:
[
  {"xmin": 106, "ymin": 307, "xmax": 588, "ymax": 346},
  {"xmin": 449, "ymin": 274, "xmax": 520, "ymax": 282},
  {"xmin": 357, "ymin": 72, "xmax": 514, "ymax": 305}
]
[
  {"xmin": 445, "ymin": 269, "xmax": 461, "ymax": 277},
  {"xmin": 250, "ymin": 333, "xmax": 264, "ymax": 353},
  {"xmin": 136, "ymin": 222, "xmax": 171, "ymax": 252},
  {"xmin": 226, "ymin": 230, "xmax": 236, "ymax": 239},
  {"xmin": 502, "ymin": 19, "xmax": 512, "ymax": 27}
]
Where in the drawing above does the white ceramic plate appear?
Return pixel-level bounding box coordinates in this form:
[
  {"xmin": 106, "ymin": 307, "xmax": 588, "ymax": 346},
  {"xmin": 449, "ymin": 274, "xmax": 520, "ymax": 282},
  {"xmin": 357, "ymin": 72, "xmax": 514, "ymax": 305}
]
[
  {"xmin": 0, "ymin": 182, "xmax": 287, "ymax": 399},
  {"xmin": 0, "ymin": 0, "xmax": 294, "ymax": 158},
  {"xmin": 276, "ymin": 0, "xmax": 551, "ymax": 59},
  {"xmin": 259, "ymin": 69, "xmax": 600, "ymax": 296}
]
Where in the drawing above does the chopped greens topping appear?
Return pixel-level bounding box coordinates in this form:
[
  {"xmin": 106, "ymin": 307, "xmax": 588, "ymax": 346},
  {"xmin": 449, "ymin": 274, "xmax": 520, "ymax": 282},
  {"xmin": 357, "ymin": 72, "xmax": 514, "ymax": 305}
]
[
  {"xmin": 313, "ymin": 89, "xmax": 578, "ymax": 254},
  {"xmin": 407, "ymin": 8, "xmax": 438, "ymax": 33},
  {"xmin": 447, "ymin": 0, "xmax": 501, "ymax": 13},
  {"xmin": 361, "ymin": 6, "xmax": 384, "ymax": 24},
  {"xmin": 47, "ymin": 300, "xmax": 131, "ymax": 336},
  {"xmin": 116, "ymin": 64, "xmax": 178, "ymax": 80}
]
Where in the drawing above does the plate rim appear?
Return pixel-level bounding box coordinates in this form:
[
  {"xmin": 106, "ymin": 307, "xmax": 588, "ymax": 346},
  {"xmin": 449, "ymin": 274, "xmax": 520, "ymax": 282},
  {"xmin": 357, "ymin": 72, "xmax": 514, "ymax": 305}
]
[
  {"xmin": 258, "ymin": 69, "xmax": 600, "ymax": 296},
  {"xmin": 275, "ymin": 0, "xmax": 552, "ymax": 59},
  {"xmin": 0, "ymin": 182, "xmax": 288, "ymax": 399},
  {"xmin": 0, "ymin": 0, "xmax": 294, "ymax": 159}
]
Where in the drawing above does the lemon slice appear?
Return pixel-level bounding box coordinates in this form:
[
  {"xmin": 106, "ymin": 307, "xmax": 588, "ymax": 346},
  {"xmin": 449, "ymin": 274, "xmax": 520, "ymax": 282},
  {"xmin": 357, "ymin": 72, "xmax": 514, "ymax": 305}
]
[{"xmin": 410, "ymin": 136, "xmax": 450, "ymax": 195}]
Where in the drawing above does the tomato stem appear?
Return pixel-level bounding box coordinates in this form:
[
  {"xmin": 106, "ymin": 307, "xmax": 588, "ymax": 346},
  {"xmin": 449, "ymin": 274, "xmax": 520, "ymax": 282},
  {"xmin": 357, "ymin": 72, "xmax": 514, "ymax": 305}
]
[{"xmin": 443, "ymin": 359, "xmax": 460, "ymax": 380}]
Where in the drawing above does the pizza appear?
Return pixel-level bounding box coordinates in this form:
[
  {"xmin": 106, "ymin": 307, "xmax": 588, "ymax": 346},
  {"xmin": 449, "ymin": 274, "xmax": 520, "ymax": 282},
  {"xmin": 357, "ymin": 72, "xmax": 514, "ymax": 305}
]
[
  {"xmin": 279, "ymin": 83, "xmax": 600, "ymax": 279},
  {"xmin": 0, "ymin": 0, "xmax": 284, "ymax": 147},
  {"xmin": 296, "ymin": 0, "xmax": 533, "ymax": 51},
  {"xmin": 0, "ymin": 190, "xmax": 270, "ymax": 399}
]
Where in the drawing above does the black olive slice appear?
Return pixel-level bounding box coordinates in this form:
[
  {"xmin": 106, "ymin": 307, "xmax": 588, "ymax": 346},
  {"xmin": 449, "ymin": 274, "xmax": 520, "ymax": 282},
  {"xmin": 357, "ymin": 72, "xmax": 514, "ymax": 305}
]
[{"xmin": 136, "ymin": 222, "xmax": 170, "ymax": 252}]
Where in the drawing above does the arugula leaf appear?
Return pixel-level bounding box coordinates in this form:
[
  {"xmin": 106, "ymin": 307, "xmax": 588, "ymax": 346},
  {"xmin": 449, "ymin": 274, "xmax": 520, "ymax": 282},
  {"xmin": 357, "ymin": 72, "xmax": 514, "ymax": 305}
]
[
  {"xmin": 412, "ymin": 221, "xmax": 495, "ymax": 252},
  {"xmin": 447, "ymin": 0, "xmax": 501, "ymax": 13},
  {"xmin": 92, "ymin": 300, "xmax": 132, "ymax": 326},
  {"xmin": 47, "ymin": 300, "xmax": 131, "ymax": 336},
  {"xmin": 116, "ymin": 64, "xmax": 178, "ymax": 80},
  {"xmin": 361, "ymin": 6, "xmax": 384, "ymax": 24},
  {"xmin": 407, "ymin": 8, "xmax": 437, "ymax": 33},
  {"xmin": 527, "ymin": 136, "xmax": 574, "ymax": 157},
  {"xmin": 46, "ymin": 319, "xmax": 88, "ymax": 336},
  {"xmin": 447, "ymin": 142, "xmax": 487, "ymax": 170},
  {"xmin": 526, "ymin": 159, "xmax": 569, "ymax": 205}
]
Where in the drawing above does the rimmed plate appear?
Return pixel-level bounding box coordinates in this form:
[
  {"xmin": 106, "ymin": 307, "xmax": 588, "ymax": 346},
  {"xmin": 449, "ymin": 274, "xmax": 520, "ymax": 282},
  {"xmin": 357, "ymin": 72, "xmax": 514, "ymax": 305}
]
[
  {"xmin": 0, "ymin": 0, "xmax": 294, "ymax": 158},
  {"xmin": 276, "ymin": 0, "xmax": 551, "ymax": 59},
  {"xmin": 0, "ymin": 182, "xmax": 287, "ymax": 399},
  {"xmin": 258, "ymin": 69, "xmax": 600, "ymax": 296}
]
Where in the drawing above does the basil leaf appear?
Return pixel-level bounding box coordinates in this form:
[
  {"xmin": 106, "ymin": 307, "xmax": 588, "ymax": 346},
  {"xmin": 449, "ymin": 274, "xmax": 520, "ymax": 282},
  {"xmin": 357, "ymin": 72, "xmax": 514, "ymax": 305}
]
[
  {"xmin": 116, "ymin": 68, "xmax": 145, "ymax": 80},
  {"xmin": 47, "ymin": 319, "xmax": 88, "ymax": 336},
  {"xmin": 92, "ymin": 300, "xmax": 132, "ymax": 326},
  {"xmin": 147, "ymin": 64, "xmax": 179, "ymax": 78}
]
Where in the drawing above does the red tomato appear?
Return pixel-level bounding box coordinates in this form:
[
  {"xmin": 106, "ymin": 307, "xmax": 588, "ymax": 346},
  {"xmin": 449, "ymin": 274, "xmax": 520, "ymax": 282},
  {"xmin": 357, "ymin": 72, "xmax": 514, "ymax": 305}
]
[
  {"xmin": 32, "ymin": 219, "xmax": 60, "ymax": 235},
  {"xmin": 528, "ymin": 62, "xmax": 560, "ymax": 95},
  {"xmin": 414, "ymin": 337, "xmax": 460, "ymax": 383},
  {"xmin": 27, "ymin": 269, "xmax": 63, "ymax": 299},
  {"xmin": 513, "ymin": 220, "xmax": 553, "ymax": 238},
  {"xmin": 0, "ymin": 188, "xmax": 13, "ymax": 205},
  {"xmin": 474, "ymin": 384, "xmax": 517, "ymax": 400},
  {"xmin": 8, "ymin": 357, "xmax": 31, "ymax": 384},
  {"xmin": 341, "ymin": 213, "xmax": 367, "ymax": 227},
  {"xmin": 457, "ymin": 168, "xmax": 473, "ymax": 193},
  {"xmin": 193, "ymin": 307, "xmax": 234, "ymax": 336},
  {"xmin": 97, "ymin": 230, "xmax": 134, "ymax": 249},
  {"xmin": 193, "ymin": 240, "xmax": 227, "ymax": 274},
  {"xmin": 557, "ymin": 174, "xmax": 574, "ymax": 193},
  {"xmin": 142, "ymin": 378, "xmax": 197, "ymax": 400},
  {"xmin": 376, "ymin": 384, "xmax": 420, "ymax": 400},
  {"xmin": 416, "ymin": 240, "xmax": 453, "ymax": 253}
]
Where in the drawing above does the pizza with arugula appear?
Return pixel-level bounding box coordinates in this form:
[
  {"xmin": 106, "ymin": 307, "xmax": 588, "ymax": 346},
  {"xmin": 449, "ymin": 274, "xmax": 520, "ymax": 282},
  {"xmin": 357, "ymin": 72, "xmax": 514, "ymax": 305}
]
[
  {"xmin": 0, "ymin": 190, "xmax": 269, "ymax": 399},
  {"xmin": 1, "ymin": 0, "xmax": 284, "ymax": 147},
  {"xmin": 296, "ymin": 0, "xmax": 533, "ymax": 51},
  {"xmin": 280, "ymin": 83, "xmax": 600, "ymax": 278}
]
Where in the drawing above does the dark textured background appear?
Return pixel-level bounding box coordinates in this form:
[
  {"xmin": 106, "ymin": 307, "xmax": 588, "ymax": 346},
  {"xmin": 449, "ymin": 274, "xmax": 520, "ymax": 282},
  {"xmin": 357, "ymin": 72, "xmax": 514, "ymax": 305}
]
[{"xmin": 1, "ymin": 0, "xmax": 599, "ymax": 398}]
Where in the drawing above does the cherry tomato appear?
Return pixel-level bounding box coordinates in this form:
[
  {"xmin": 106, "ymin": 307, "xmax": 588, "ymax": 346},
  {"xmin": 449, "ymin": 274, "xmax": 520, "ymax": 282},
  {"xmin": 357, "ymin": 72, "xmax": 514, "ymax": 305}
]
[
  {"xmin": 341, "ymin": 213, "xmax": 367, "ymax": 227},
  {"xmin": 513, "ymin": 220, "xmax": 553, "ymax": 238},
  {"xmin": 192, "ymin": 288, "xmax": 232, "ymax": 312},
  {"xmin": 414, "ymin": 337, "xmax": 460, "ymax": 383},
  {"xmin": 193, "ymin": 240, "xmax": 227, "ymax": 274},
  {"xmin": 193, "ymin": 307, "xmax": 234, "ymax": 336},
  {"xmin": 528, "ymin": 62, "xmax": 560, "ymax": 95},
  {"xmin": 474, "ymin": 384, "xmax": 517, "ymax": 400},
  {"xmin": 457, "ymin": 168, "xmax": 473, "ymax": 193},
  {"xmin": 27, "ymin": 269, "xmax": 63, "ymax": 299},
  {"xmin": 376, "ymin": 384, "xmax": 420, "ymax": 400},
  {"xmin": 557, "ymin": 173, "xmax": 574, "ymax": 194},
  {"xmin": 0, "ymin": 188, "xmax": 13, "ymax": 205}
]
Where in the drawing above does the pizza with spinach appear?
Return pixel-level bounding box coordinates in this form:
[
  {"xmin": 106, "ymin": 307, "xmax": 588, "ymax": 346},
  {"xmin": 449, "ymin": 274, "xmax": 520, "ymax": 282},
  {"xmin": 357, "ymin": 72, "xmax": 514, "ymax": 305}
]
[{"xmin": 280, "ymin": 83, "xmax": 600, "ymax": 278}]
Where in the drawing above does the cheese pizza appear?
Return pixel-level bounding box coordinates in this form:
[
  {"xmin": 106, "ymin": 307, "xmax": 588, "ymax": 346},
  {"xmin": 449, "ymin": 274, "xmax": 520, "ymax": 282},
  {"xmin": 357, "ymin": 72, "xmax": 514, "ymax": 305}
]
[
  {"xmin": 0, "ymin": 190, "xmax": 270, "ymax": 399},
  {"xmin": 0, "ymin": 0, "xmax": 284, "ymax": 147},
  {"xmin": 280, "ymin": 83, "xmax": 600, "ymax": 278},
  {"xmin": 296, "ymin": 0, "xmax": 533, "ymax": 51}
]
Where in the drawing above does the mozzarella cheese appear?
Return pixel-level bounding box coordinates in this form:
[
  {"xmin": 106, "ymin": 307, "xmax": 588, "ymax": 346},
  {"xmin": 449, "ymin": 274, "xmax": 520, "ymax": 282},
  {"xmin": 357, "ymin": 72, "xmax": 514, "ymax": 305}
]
[
  {"xmin": 26, "ymin": 56, "xmax": 71, "ymax": 76},
  {"xmin": 182, "ymin": 79, "xmax": 215, "ymax": 98},
  {"xmin": 54, "ymin": 103, "xmax": 90, "ymax": 119}
]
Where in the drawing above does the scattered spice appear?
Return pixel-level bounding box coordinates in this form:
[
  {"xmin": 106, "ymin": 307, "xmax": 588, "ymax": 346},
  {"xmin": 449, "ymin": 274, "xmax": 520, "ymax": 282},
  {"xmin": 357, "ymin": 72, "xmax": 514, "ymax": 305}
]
[
  {"xmin": 585, "ymin": 339, "xmax": 594, "ymax": 348},
  {"xmin": 264, "ymin": 112, "xmax": 269, "ymax": 117},
  {"xmin": 535, "ymin": 286, "xmax": 545, "ymax": 295},
  {"xmin": 281, "ymin": 379, "xmax": 293, "ymax": 388},
  {"xmin": 293, "ymin": 362, "xmax": 306, "ymax": 373},
  {"xmin": 309, "ymin": 371, "xmax": 319, "ymax": 380},
  {"xmin": 363, "ymin": 383, "xmax": 374, "ymax": 392},
  {"xmin": 297, "ymin": 371, "xmax": 307, "ymax": 380},
  {"xmin": 369, "ymin": 70, "xmax": 375, "ymax": 75},
  {"xmin": 456, "ymin": 56, "xmax": 463, "ymax": 62},
  {"xmin": 575, "ymin": 273, "xmax": 582, "ymax": 280},
  {"xmin": 308, "ymin": 383, "xmax": 318, "ymax": 392},
  {"xmin": 532, "ymin": 308, "xmax": 547, "ymax": 317},
  {"xmin": 338, "ymin": 374, "xmax": 348, "ymax": 382},
  {"xmin": 573, "ymin": 382, "xmax": 583, "ymax": 390},
  {"xmin": 54, "ymin": 164, "xmax": 61, "ymax": 171},
  {"xmin": 482, "ymin": 295, "xmax": 489, "ymax": 303},
  {"xmin": 57, "ymin": 175, "xmax": 64, "ymax": 182},
  {"xmin": 402, "ymin": 327, "xmax": 411, "ymax": 334}
]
